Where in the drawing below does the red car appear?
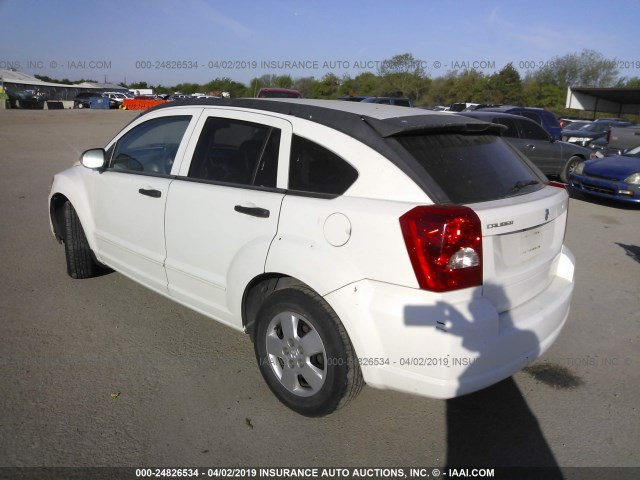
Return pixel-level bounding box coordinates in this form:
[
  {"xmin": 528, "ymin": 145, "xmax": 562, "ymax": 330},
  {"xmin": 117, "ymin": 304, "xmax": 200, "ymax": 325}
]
[{"xmin": 256, "ymin": 88, "xmax": 302, "ymax": 99}]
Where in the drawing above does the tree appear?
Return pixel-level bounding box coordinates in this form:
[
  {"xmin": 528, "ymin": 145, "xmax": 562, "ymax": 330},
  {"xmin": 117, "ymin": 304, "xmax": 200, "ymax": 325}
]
[
  {"xmin": 293, "ymin": 77, "xmax": 317, "ymax": 98},
  {"xmin": 313, "ymin": 73, "xmax": 340, "ymax": 98},
  {"xmin": 128, "ymin": 81, "xmax": 149, "ymax": 90},
  {"xmin": 534, "ymin": 49, "xmax": 619, "ymax": 88},
  {"xmin": 204, "ymin": 77, "xmax": 247, "ymax": 97},
  {"xmin": 377, "ymin": 53, "xmax": 430, "ymax": 100},
  {"xmin": 451, "ymin": 69, "xmax": 488, "ymax": 103},
  {"xmin": 487, "ymin": 63, "xmax": 524, "ymax": 104},
  {"xmin": 275, "ymin": 75, "xmax": 294, "ymax": 89},
  {"xmin": 620, "ymin": 77, "xmax": 640, "ymax": 88}
]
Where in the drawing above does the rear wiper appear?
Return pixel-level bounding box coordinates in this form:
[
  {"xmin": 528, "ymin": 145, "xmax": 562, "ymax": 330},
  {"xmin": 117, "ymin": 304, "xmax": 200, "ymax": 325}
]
[{"xmin": 510, "ymin": 180, "xmax": 539, "ymax": 193}]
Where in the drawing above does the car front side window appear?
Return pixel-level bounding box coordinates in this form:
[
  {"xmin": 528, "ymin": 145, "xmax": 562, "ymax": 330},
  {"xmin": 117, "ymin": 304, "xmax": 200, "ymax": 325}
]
[{"xmin": 110, "ymin": 116, "xmax": 191, "ymax": 175}]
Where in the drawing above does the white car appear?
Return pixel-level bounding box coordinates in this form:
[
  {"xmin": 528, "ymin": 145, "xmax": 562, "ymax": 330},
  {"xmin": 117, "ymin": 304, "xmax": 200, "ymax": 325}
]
[
  {"xmin": 49, "ymin": 99, "xmax": 575, "ymax": 416},
  {"xmin": 101, "ymin": 92, "xmax": 127, "ymax": 104}
]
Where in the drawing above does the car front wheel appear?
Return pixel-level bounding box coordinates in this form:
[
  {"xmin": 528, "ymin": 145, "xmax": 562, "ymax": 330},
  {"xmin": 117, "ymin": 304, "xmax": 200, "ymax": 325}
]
[
  {"xmin": 561, "ymin": 156, "xmax": 583, "ymax": 183},
  {"xmin": 254, "ymin": 286, "xmax": 363, "ymax": 416},
  {"xmin": 63, "ymin": 201, "xmax": 99, "ymax": 279}
]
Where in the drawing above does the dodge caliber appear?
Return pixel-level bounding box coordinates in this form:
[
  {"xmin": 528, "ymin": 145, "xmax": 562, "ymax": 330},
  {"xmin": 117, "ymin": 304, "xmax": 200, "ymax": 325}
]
[{"xmin": 49, "ymin": 99, "xmax": 575, "ymax": 416}]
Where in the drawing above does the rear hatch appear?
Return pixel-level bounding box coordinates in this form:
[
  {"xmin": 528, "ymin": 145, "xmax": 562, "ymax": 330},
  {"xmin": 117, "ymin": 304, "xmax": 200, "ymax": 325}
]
[
  {"xmin": 394, "ymin": 130, "xmax": 568, "ymax": 310},
  {"xmin": 472, "ymin": 187, "xmax": 568, "ymax": 312}
]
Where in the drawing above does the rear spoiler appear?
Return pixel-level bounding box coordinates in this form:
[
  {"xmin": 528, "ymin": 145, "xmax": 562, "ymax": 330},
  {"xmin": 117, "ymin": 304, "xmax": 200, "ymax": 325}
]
[{"xmin": 362, "ymin": 115, "xmax": 507, "ymax": 137}]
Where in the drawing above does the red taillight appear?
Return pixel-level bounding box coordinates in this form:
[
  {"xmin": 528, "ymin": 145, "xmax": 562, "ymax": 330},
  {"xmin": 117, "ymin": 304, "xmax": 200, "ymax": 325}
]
[
  {"xmin": 547, "ymin": 181, "xmax": 567, "ymax": 189},
  {"xmin": 399, "ymin": 205, "xmax": 483, "ymax": 292}
]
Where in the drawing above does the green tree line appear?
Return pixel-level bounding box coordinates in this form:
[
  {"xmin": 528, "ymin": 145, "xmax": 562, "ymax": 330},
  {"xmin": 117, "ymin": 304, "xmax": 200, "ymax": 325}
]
[{"xmin": 68, "ymin": 49, "xmax": 640, "ymax": 118}]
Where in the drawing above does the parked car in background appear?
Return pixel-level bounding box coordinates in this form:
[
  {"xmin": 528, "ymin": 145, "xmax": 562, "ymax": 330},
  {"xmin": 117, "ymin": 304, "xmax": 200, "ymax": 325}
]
[
  {"xmin": 561, "ymin": 120, "xmax": 591, "ymax": 134},
  {"xmin": 256, "ymin": 88, "xmax": 302, "ymax": 98},
  {"xmin": 73, "ymin": 92, "xmax": 98, "ymax": 109},
  {"xmin": 73, "ymin": 92, "xmax": 118, "ymax": 109},
  {"xmin": 101, "ymin": 92, "xmax": 127, "ymax": 104},
  {"xmin": 569, "ymin": 145, "xmax": 640, "ymax": 204},
  {"xmin": 336, "ymin": 95, "xmax": 368, "ymax": 102},
  {"xmin": 450, "ymin": 102, "xmax": 480, "ymax": 112},
  {"xmin": 561, "ymin": 119, "xmax": 633, "ymax": 147},
  {"xmin": 336, "ymin": 96, "xmax": 413, "ymax": 107},
  {"xmin": 475, "ymin": 105, "xmax": 562, "ymax": 140},
  {"xmin": 360, "ymin": 96, "xmax": 413, "ymax": 107},
  {"xmin": 49, "ymin": 98, "xmax": 575, "ymax": 416},
  {"xmin": 601, "ymin": 125, "xmax": 640, "ymax": 156},
  {"xmin": 459, "ymin": 111, "xmax": 594, "ymax": 182}
]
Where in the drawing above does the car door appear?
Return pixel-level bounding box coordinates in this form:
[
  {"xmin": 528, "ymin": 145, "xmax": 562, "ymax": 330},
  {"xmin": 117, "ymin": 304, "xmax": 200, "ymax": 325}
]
[
  {"xmin": 91, "ymin": 109, "xmax": 202, "ymax": 293},
  {"xmin": 514, "ymin": 118, "xmax": 562, "ymax": 175},
  {"xmin": 163, "ymin": 110, "xmax": 292, "ymax": 328}
]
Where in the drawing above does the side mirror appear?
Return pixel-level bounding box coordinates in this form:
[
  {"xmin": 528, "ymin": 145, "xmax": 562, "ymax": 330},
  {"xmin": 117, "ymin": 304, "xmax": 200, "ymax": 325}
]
[{"xmin": 80, "ymin": 148, "xmax": 106, "ymax": 170}]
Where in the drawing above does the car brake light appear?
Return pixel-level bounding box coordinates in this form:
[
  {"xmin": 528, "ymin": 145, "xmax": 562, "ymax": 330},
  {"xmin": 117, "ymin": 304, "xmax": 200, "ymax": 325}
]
[
  {"xmin": 399, "ymin": 205, "xmax": 482, "ymax": 292},
  {"xmin": 547, "ymin": 181, "xmax": 567, "ymax": 189}
]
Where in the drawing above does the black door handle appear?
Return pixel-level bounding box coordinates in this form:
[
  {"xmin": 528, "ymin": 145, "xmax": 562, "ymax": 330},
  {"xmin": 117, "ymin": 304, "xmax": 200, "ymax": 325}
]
[
  {"xmin": 139, "ymin": 188, "xmax": 161, "ymax": 198},
  {"xmin": 234, "ymin": 205, "xmax": 270, "ymax": 218}
]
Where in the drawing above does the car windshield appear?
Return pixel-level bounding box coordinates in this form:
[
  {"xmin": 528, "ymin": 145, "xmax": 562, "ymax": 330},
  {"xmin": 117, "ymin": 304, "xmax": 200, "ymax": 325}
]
[
  {"xmin": 579, "ymin": 123, "xmax": 610, "ymax": 133},
  {"xmin": 396, "ymin": 133, "xmax": 544, "ymax": 204},
  {"xmin": 625, "ymin": 145, "xmax": 640, "ymax": 157},
  {"xmin": 565, "ymin": 121, "xmax": 590, "ymax": 130}
]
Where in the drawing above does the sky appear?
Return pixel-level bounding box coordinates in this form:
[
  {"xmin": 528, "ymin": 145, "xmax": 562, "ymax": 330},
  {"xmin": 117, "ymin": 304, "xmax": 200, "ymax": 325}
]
[{"xmin": 1, "ymin": 0, "xmax": 639, "ymax": 88}]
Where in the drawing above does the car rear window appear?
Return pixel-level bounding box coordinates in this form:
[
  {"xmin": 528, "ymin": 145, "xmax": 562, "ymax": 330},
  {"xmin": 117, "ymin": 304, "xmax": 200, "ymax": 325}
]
[
  {"xmin": 289, "ymin": 135, "xmax": 358, "ymax": 195},
  {"xmin": 396, "ymin": 133, "xmax": 544, "ymax": 204}
]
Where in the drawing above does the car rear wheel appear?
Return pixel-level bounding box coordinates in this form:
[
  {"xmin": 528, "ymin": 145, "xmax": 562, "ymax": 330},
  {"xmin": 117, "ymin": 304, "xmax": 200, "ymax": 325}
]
[
  {"xmin": 561, "ymin": 156, "xmax": 583, "ymax": 183},
  {"xmin": 254, "ymin": 286, "xmax": 363, "ymax": 416},
  {"xmin": 63, "ymin": 201, "xmax": 98, "ymax": 279}
]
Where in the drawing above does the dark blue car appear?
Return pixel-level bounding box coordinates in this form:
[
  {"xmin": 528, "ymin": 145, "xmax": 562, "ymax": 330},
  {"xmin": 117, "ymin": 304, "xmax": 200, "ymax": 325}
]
[{"xmin": 569, "ymin": 146, "xmax": 640, "ymax": 204}]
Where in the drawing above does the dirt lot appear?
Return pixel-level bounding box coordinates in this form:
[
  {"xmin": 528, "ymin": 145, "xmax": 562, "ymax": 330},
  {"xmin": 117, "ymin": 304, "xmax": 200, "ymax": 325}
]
[{"xmin": 0, "ymin": 109, "xmax": 638, "ymax": 478}]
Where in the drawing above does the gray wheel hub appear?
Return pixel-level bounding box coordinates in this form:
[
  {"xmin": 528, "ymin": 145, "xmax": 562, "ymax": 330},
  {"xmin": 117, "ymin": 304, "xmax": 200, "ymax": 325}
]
[{"xmin": 265, "ymin": 311, "xmax": 327, "ymax": 397}]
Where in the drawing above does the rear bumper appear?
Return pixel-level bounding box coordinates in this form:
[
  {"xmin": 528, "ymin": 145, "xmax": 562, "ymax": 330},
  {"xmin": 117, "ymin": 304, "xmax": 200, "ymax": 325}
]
[{"xmin": 325, "ymin": 246, "xmax": 575, "ymax": 399}]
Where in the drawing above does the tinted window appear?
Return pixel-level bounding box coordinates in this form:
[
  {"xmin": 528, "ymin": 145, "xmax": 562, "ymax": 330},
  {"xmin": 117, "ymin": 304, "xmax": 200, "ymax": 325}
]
[
  {"xmin": 396, "ymin": 134, "xmax": 543, "ymax": 204},
  {"xmin": 517, "ymin": 119, "xmax": 549, "ymax": 141},
  {"xmin": 289, "ymin": 136, "xmax": 358, "ymax": 195},
  {"xmin": 493, "ymin": 117, "xmax": 519, "ymax": 138},
  {"xmin": 188, "ymin": 117, "xmax": 280, "ymax": 187},
  {"xmin": 110, "ymin": 116, "xmax": 191, "ymax": 174},
  {"xmin": 581, "ymin": 121, "xmax": 620, "ymax": 133},
  {"xmin": 518, "ymin": 111, "xmax": 542, "ymax": 125},
  {"xmin": 540, "ymin": 111, "xmax": 560, "ymax": 128},
  {"xmin": 394, "ymin": 99, "xmax": 412, "ymax": 107}
]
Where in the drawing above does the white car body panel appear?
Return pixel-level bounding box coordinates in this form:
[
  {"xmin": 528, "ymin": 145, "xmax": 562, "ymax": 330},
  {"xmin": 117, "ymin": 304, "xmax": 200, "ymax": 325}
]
[
  {"xmin": 49, "ymin": 100, "xmax": 576, "ymax": 404},
  {"xmin": 92, "ymin": 172, "xmax": 172, "ymax": 291}
]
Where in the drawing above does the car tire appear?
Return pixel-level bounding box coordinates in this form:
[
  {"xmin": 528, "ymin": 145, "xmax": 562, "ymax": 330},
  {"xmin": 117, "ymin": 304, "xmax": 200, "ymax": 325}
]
[
  {"xmin": 560, "ymin": 156, "xmax": 583, "ymax": 183},
  {"xmin": 254, "ymin": 285, "xmax": 364, "ymax": 416},
  {"xmin": 63, "ymin": 201, "xmax": 98, "ymax": 279}
]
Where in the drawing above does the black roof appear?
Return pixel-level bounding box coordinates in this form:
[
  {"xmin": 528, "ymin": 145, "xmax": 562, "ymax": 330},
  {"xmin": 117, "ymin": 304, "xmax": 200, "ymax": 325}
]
[
  {"xmin": 143, "ymin": 98, "xmax": 507, "ymax": 204},
  {"xmin": 144, "ymin": 98, "xmax": 504, "ymax": 137}
]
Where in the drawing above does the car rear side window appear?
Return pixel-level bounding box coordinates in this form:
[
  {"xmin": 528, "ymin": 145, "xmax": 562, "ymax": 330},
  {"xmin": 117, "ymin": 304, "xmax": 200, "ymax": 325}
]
[
  {"xmin": 188, "ymin": 117, "xmax": 280, "ymax": 187},
  {"xmin": 493, "ymin": 117, "xmax": 519, "ymax": 138},
  {"xmin": 517, "ymin": 119, "xmax": 549, "ymax": 140},
  {"xmin": 110, "ymin": 116, "xmax": 191, "ymax": 175},
  {"xmin": 396, "ymin": 133, "xmax": 544, "ymax": 204},
  {"xmin": 288, "ymin": 135, "xmax": 358, "ymax": 195}
]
